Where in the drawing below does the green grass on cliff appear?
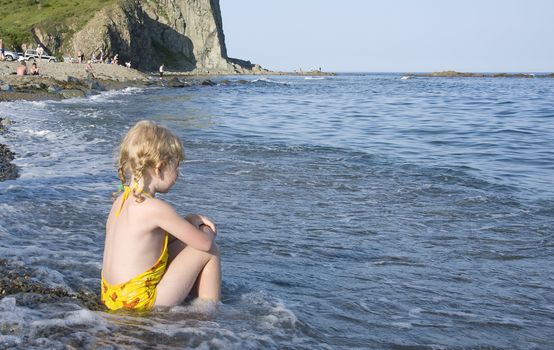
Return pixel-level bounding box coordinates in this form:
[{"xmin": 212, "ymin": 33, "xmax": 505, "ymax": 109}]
[{"xmin": 0, "ymin": 0, "xmax": 115, "ymax": 51}]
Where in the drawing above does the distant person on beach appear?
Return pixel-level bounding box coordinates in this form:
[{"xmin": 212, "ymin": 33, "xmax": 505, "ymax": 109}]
[
  {"xmin": 0, "ymin": 39, "xmax": 4, "ymax": 61},
  {"xmin": 37, "ymin": 45, "xmax": 44, "ymax": 59},
  {"xmin": 16, "ymin": 61, "xmax": 27, "ymax": 76},
  {"xmin": 85, "ymin": 60, "xmax": 96, "ymax": 78},
  {"xmin": 159, "ymin": 64, "xmax": 164, "ymax": 78},
  {"xmin": 30, "ymin": 62, "xmax": 39, "ymax": 75},
  {"xmin": 77, "ymin": 49, "xmax": 83, "ymax": 63},
  {"xmin": 101, "ymin": 120, "xmax": 221, "ymax": 311}
]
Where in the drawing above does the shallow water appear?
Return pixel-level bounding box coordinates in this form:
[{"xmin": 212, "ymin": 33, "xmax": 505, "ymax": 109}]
[{"xmin": 0, "ymin": 74, "xmax": 553, "ymax": 349}]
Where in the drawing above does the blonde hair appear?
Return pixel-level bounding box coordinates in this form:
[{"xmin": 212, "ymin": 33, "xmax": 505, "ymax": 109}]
[{"xmin": 116, "ymin": 120, "xmax": 184, "ymax": 201}]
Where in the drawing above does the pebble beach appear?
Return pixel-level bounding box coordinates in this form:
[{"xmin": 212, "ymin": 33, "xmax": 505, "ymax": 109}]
[{"xmin": 0, "ymin": 61, "xmax": 150, "ymax": 102}]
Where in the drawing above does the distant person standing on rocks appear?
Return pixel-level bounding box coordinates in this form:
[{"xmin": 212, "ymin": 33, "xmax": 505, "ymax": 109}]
[
  {"xmin": 85, "ymin": 60, "xmax": 96, "ymax": 79},
  {"xmin": 0, "ymin": 39, "xmax": 4, "ymax": 61},
  {"xmin": 159, "ymin": 64, "xmax": 164, "ymax": 78},
  {"xmin": 37, "ymin": 45, "xmax": 44, "ymax": 60},
  {"xmin": 77, "ymin": 49, "xmax": 83, "ymax": 63}
]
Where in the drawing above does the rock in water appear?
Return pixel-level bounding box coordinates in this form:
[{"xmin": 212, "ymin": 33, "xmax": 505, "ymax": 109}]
[
  {"xmin": 0, "ymin": 259, "xmax": 103, "ymax": 311},
  {"xmin": 0, "ymin": 143, "xmax": 19, "ymax": 181}
]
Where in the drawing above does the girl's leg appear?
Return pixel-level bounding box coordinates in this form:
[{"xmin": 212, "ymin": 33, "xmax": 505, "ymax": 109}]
[
  {"xmin": 192, "ymin": 245, "xmax": 221, "ymax": 300},
  {"xmin": 167, "ymin": 236, "xmax": 220, "ymax": 299},
  {"xmin": 154, "ymin": 243, "xmax": 221, "ymax": 307}
]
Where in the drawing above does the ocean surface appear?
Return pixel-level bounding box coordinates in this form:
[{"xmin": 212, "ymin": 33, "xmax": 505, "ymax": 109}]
[{"xmin": 0, "ymin": 73, "xmax": 553, "ymax": 349}]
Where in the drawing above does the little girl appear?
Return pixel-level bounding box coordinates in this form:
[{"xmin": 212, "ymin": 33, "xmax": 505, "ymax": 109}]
[{"xmin": 101, "ymin": 120, "xmax": 221, "ymax": 311}]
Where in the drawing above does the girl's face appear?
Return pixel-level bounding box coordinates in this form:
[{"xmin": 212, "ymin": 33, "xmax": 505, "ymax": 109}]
[{"xmin": 155, "ymin": 162, "xmax": 179, "ymax": 193}]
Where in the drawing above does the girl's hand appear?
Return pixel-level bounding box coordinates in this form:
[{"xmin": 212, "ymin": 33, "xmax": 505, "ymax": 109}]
[{"xmin": 186, "ymin": 214, "xmax": 217, "ymax": 235}]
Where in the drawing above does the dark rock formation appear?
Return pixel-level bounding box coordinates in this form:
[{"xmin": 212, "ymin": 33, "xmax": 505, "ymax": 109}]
[
  {"xmin": 416, "ymin": 71, "xmax": 551, "ymax": 78},
  {"xmin": 0, "ymin": 118, "xmax": 19, "ymax": 182},
  {"xmin": 0, "ymin": 259, "xmax": 103, "ymax": 311}
]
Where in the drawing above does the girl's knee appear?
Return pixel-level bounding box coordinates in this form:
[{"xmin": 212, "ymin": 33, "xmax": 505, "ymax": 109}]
[{"xmin": 186, "ymin": 242, "xmax": 219, "ymax": 258}]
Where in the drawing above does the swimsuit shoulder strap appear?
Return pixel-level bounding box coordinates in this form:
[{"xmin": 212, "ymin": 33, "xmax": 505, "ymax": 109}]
[
  {"xmin": 115, "ymin": 185, "xmax": 132, "ymax": 217},
  {"xmin": 115, "ymin": 183, "xmax": 153, "ymax": 217}
]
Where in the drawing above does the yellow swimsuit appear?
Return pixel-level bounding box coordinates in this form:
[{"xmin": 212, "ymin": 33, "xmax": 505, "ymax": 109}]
[{"xmin": 101, "ymin": 185, "xmax": 168, "ymax": 311}]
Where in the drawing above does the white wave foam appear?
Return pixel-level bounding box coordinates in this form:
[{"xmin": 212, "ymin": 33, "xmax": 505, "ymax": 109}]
[
  {"xmin": 28, "ymin": 100, "xmax": 49, "ymax": 108},
  {"xmin": 47, "ymin": 86, "xmax": 146, "ymax": 105},
  {"xmin": 90, "ymin": 86, "xmax": 144, "ymax": 101},
  {"xmin": 250, "ymin": 78, "xmax": 289, "ymax": 85},
  {"xmin": 260, "ymin": 304, "xmax": 297, "ymax": 329},
  {"xmin": 24, "ymin": 129, "xmax": 55, "ymax": 139},
  {"xmin": 168, "ymin": 298, "xmax": 220, "ymax": 315},
  {"xmin": 239, "ymin": 292, "xmax": 298, "ymax": 330},
  {"xmin": 0, "ymin": 298, "xmax": 110, "ymax": 348},
  {"xmin": 30, "ymin": 309, "xmax": 107, "ymax": 328}
]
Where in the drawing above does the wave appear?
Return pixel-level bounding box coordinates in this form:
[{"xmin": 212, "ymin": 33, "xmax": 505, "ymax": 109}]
[
  {"xmin": 23, "ymin": 129, "xmax": 56, "ymax": 139},
  {"xmin": 250, "ymin": 78, "xmax": 290, "ymax": 85}
]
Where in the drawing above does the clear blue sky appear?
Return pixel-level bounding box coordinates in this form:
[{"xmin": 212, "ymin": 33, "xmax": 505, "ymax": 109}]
[{"xmin": 220, "ymin": 0, "xmax": 554, "ymax": 72}]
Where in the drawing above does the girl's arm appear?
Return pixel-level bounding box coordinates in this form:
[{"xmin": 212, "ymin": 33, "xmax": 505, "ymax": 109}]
[
  {"xmin": 152, "ymin": 200, "xmax": 215, "ymax": 251},
  {"xmin": 185, "ymin": 213, "xmax": 217, "ymax": 235}
]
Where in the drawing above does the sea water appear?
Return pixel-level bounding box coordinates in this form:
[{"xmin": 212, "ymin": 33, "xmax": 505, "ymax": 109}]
[{"xmin": 0, "ymin": 74, "xmax": 553, "ymax": 349}]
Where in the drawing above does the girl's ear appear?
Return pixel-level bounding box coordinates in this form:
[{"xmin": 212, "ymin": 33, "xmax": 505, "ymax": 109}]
[{"xmin": 155, "ymin": 162, "xmax": 164, "ymax": 176}]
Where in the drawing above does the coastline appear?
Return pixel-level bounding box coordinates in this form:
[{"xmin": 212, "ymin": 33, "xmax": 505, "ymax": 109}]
[
  {"xmin": 0, "ymin": 61, "xmax": 335, "ymax": 103},
  {"xmin": 412, "ymin": 70, "xmax": 554, "ymax": 78}
]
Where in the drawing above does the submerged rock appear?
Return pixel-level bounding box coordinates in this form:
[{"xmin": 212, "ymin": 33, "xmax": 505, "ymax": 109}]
[
  {"xmin": 201, "ymin": 79, "xmax": 215, "ymax": 86},
  {"xmin": 47, "ymin": 84, "xmax": 62, "ymax": 93},
  {"xmin": 0, "ymin": 259, "xmax": 103, "ymax": 311},
  {"xmin": 0, "ymin": 149, "xmax": 18, "ymax": 181},
  {"xmin": 86, "ymin": 80, "xmax": 103, "ymax": 91},
  {"xmin": 0, "ymin": 117, "xmax": 13, "ymax": 128},
  {"xmin": 61, "ymin": 89, "xmax": 86, "ymax": 99},
  {"xmin": 167, "ymin": 77, "xmax": 186, "ymax": 88},
  {"xmin": 63, "ymin": 76, "xmax": 81, "ymax": 83}
]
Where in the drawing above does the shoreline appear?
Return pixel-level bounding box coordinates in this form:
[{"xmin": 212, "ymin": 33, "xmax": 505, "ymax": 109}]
[
  {"xmin": 0, "ymin": 61, "xmax": 336, "ymax": 103},
  {"xmin": 412, "ymin": 70, "xmax": 554, "ymax": 78}
]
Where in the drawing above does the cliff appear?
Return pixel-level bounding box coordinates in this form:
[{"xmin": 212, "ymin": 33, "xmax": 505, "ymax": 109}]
[{"xmin": 25, "ymin": 0, "xmax": 262, "ymax": 73}]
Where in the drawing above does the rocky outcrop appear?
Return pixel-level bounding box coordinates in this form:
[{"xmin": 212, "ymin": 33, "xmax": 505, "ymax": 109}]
[
  {"xmin": 417, "ymin": 71, "xmax": 546, "ymax": 78},
  {"xmin": 0, "ymin": 118, "xmax": 19, "ymax": 182},
  {"xmin": 32, "ymin": 0, "xmax": 258, "ymax": 73},
  {"xmin": 0, "ymin": 259, "xmax": 102, "ymax": 311}
]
